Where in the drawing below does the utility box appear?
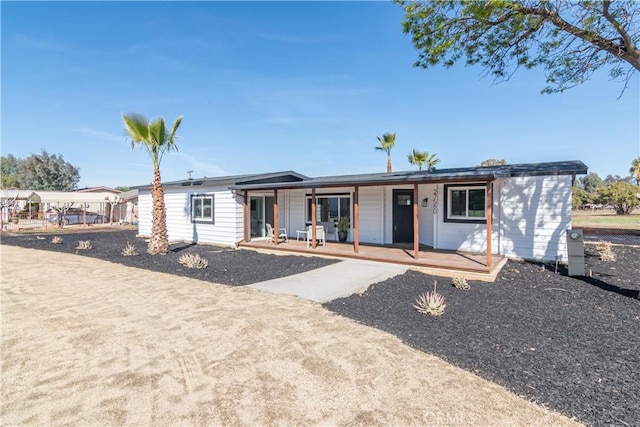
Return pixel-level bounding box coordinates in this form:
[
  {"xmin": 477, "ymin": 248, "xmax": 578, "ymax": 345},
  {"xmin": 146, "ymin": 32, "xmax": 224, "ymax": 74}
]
[{"xmin": 567, "ymin": 229, "xmax": 585, "ymax": 276}]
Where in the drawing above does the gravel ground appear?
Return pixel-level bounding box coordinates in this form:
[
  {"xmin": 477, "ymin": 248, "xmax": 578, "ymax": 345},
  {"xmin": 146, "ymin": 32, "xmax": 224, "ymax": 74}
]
[
  {"xmin": 0, "ymin": 229, "xmax": 339, "ymax": 285},
  {"xmin": 3, "ymin": 229, "xmax": 638, "ymax": 425},
  {"xmin": 325, "ymin": 244, "xmax": 640, "ymax": 427}
]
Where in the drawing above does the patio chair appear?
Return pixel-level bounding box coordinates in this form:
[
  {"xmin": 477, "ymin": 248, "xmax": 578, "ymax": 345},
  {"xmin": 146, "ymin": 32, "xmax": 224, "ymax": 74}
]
[
  {"xmin": 266, "ymin": 223, "xmax": 288, "ymax": 244},
  {"xmin": 307, "ymin": 225, "xmax": 325, "ymax": 248},
  {"xmin": 320, "ymin": 221, "xmax": 337, "ymax": 241}
]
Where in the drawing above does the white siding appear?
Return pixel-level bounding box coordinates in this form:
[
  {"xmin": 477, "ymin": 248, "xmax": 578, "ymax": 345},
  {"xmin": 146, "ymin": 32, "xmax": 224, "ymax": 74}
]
[
  {"xmin": 358, "ymin": 187, "xmax": 384, "ymax": 243},
  {"xmin": 499, "ymin": 175, "xmax": 571, "ymax": 260},
  {"xmin": 288, "ymin": 190, "xmax": 306, "ymax": 237},
  {"xmin": 418, "ymin": 184, "xmax": 436, "ymax": 247},
  {"xmin": 434, "ymin": 176, "xmax": 572, "ymax": 261},
  {"xmin": 137, "ymin": 186, "xmax": 243, "ymax": 247}
]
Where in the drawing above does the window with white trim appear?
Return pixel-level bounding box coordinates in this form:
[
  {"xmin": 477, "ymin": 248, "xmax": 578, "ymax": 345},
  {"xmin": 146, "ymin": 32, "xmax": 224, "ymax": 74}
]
[
  {"xmin": 444, "ymin": 184, "xmax": 486, "ymax": 222},
  {"xmin": 191, "ymin": 195, "xmax": 214, "ymax": 223}
]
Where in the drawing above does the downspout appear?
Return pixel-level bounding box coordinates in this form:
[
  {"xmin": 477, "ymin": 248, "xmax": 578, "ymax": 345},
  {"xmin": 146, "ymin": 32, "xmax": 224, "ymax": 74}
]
[
  {"xmin": 311, "ymin": 188, "xmax": 317, "ymax": 248},
  {"xmin": 243, "ymin": 190, "xmax": 249, "ymax": 243},
  {"xmin": 413, "ymin": 183, "xmax": 419, "ymax": 259},
  {"xmin": 354, "ymin": 186, "xmax": 360, "ymax": 253},
  {"xmin": 486, "ymin": 179, "xmax": 493, "ymax": 268},
  {"xmin": 274, "ymin": 189, "xmax": 279, "ymax": 245}
]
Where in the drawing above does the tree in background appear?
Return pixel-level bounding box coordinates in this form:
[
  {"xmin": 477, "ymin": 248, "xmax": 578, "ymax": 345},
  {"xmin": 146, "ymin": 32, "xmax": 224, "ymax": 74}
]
[
  {"xmin": 395, "ymin": 1, "xmax": 639, "ymax": 96},
  {"xmin": 630, "ymin": 157, "xmax": 640, "ymax": 184},
  {"xmin": 572, "ymin": 185, "xmax": 596, "ymax": 210},
  {"xmin": 5, "ymin": 150, "xmax": 80, "ymax": 191},
  {"xmin": 123, "ymin": 113, "xmax": 183, "ymax": 255},
  {"xmin": 480, "ymin": 159, "xmax": 508, "ymax": 167},
  {"xmin": 408, "ymin": 149, "xmax": 440, "ymax": 171},
  {"xmin": 579, "ymin": 172, "xmax": 604, "ymax": 193},
  {"xmin": 597, "ymin": 181, "xmax": 640, "ymax": 214},
  {"xmin": 375, "ymin": 132, "xmax": 397, "ymax": 173},
  {"xmin": 604, "ymin": 174, "xmax": 633, "ymax": 184},
  {"xmin": 0, "ymin": 154, "xmax": 21, "ymax": 188},
  {"xmin": 115, "ymin": 186, "xmax": 131, "ymax": 192}
]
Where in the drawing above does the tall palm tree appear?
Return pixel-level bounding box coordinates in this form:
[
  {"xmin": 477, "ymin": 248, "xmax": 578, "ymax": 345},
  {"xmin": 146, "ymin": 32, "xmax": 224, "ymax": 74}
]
[
  {"xmin": 630, "ymin": 157, "xmax": 640, "ymax": 185},
  {"xmin": 407, "ymin": 149, "xmax": 428, "ymax": 170},
  {"xmin": 375, "ymin": 132, "xmax": 396, "ymax": 173},
  {"xmin": 123, "ymin": 113, "xmax": 183, "ymax": 255}
]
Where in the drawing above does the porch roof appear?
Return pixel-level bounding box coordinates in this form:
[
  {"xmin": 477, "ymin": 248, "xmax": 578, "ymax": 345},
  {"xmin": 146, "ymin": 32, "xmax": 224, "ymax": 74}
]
[
  {"xmin": 230, "ymin": 160, "xmax": 588, "ymax": 191},
  {"xmin": 132, "ymin": 170, "xmax": 308, "ymax": 190}
]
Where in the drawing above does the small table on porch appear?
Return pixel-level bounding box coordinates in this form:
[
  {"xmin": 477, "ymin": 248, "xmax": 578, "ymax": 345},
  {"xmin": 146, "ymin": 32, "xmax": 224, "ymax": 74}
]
[{"xmin": 296, "ymin": 230, "xmax": 309, "ymax": 241}]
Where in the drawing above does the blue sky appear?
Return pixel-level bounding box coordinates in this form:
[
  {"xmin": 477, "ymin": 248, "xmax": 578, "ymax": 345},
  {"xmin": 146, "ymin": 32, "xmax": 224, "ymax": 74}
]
[{"xmin": 2, "ymin": 1, "xmax": 638, "ymax": 189}]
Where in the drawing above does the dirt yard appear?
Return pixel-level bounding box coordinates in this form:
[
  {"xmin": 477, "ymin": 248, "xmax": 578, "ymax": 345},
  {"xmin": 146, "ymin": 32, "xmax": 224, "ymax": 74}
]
[{"xmin": 0, "ymin": 245, "xmax": 579, "ymax": 426}]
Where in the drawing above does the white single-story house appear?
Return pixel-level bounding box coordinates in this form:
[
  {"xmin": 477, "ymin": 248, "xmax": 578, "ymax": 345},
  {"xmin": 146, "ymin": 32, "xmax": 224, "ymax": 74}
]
[{"xmin": 134, "ymin": 161, "xmax": 588, "ymax": 268}]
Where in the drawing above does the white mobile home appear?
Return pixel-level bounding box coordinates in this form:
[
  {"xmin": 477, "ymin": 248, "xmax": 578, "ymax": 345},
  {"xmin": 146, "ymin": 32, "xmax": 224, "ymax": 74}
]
[{"xmin": 135, "ymin": 161, "xmax": 587, "ymax": 269}]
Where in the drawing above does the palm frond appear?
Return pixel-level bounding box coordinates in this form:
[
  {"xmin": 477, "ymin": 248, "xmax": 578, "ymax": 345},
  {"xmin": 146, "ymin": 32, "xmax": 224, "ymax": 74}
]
[{"xmin": 122, "ymin": 113, "xmax": 150, "ymax": 146}]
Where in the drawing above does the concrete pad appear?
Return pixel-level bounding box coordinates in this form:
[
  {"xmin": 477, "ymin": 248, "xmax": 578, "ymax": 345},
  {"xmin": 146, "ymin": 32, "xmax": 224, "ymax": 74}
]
[{"xmin": 248, "ymin": 260, "xmax": 407, "ymax": 303}]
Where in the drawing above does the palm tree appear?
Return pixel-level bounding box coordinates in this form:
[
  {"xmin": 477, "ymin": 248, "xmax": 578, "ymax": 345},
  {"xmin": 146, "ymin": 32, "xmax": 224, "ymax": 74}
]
[
  {"xmin": 630, "ymin": 157, "xmax": 640, "ymax": 185},
  {"xmin": 375, "ymin": 132, "xmax": 396, "ymax": 173},
  {"xmin": 123, "ymin": 113, "xmax": 183, "ymax": 255},
  {"xmin": 408, "ymin": 149, "xmax": 440, "ymax": 171},
  {"xmin": 424, "ymin": 151, "xmax": 440, "ymax": 170},
  {"xmin": 407, "ymin": 149, "xmax": 428, "ymax": 170}
]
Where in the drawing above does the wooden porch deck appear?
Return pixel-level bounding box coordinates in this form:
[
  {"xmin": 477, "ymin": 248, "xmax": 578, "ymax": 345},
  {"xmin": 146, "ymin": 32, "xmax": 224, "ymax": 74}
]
[{"xmin": 239, "ymin": 238, "xmax": 507, "ymax": 279}]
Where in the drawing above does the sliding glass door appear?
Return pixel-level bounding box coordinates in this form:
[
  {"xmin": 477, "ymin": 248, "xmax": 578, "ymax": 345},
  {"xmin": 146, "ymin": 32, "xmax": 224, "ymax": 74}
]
[{"xmin": 250, "ymin": 196, "xmax": 275, "ymax": 238}]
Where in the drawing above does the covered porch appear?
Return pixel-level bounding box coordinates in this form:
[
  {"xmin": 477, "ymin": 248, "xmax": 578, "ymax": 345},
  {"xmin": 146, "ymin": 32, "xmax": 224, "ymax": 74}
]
[
  {"xmin": 239, "ymin": 238, "xmax": 506, "ymax": 277},
  {"xmin": 235, "ymin": 174, "xmax": 498, "ymax": 275}
]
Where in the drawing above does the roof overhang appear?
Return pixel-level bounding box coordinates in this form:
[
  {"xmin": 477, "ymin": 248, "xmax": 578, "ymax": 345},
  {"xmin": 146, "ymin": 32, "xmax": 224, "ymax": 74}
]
[{"xmin": 231, "ymin": 161, "xmax": 588, "ymax": 191}]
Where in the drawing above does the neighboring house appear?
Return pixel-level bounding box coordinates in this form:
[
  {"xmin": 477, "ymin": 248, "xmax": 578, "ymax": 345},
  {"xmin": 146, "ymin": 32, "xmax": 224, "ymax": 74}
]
[
  {"xmin": 1, "ymin": 190, "xmax": 132, "ymax": 220},
  {"xmin": 134, "ymin": 161, "xmax": 587, "ymax": 263}
]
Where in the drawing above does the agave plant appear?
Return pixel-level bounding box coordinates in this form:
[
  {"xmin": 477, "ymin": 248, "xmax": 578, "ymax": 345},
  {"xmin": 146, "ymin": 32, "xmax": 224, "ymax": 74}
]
[
  {"xmin": 413, "ymin": 280, "xmax": 446, "ymax": 316},
  {"xmin": 452, "ymin": 276, "xmax": 470, "ymax": 290},
  {"xmin": 75, "ymin": 240, "xmax": 92, "ymax": 250},
  {"xmin": 178, "ymin": 253, "xmax": 208, "ymax": 269},
  {"xmin": 121, "ymin": 241, "xmax": 139, "ymax": 256}
]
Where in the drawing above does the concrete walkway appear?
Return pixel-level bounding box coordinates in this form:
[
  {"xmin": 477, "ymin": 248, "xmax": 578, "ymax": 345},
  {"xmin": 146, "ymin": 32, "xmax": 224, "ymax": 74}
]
[{"xmin": 248, "ymin": 259, "xmax": 407, "ymax": 303}]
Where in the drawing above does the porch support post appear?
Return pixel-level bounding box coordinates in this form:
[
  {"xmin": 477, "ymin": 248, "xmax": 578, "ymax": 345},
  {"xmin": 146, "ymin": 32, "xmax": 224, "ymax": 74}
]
[
  {"xmin": 243, "ymin": 191, "xmax": 249, "ymax": 242},
  {"xmin": 354, "ymin": 186, "xmax": 359, "ymax": 254},
  {"xmin": 274, "ymin": 189, "xmax": 279, "ymax": 245},
  {"xmin": 311, "ymin": 188, "xmax": 317, "ymax": 249},
  {"xmin": 486, "ymin": 180, "xmax": 493, "ymax": 268},
  {"xmin": 413, "ymin": 183, "xmax": 420, "ymax": 259}
]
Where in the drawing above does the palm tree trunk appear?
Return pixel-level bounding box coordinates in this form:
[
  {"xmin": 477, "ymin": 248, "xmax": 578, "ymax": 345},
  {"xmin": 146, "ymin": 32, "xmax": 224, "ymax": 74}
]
[
  {"xmin": 387, "ymin": 155, "xmax": 392, "ymax": 173},
  {"xmin": 149, "ymin": 167, "xmax": 170, "ymax": 255}
]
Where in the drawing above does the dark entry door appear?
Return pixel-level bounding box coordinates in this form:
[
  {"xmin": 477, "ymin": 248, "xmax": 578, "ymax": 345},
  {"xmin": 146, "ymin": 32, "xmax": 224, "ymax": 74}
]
[{"xmin": 393, "ymin": 189, "xmax": 414, "ymax": 243}]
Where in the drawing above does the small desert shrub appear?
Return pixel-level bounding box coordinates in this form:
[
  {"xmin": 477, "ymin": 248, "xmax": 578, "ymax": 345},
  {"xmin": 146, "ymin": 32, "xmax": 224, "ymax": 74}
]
[
  {"xmin": 178, "ymin": 253, "xmax": 208, "ymax": 269},
  {"xmin": 75, "ymin": 240, "xmax": 92, "ymax": 250},
  {"xmin": 595, "ymin": 240, "xmax": 616, "ymax": 262},
  {"xmin": 452, "ymin": 276, "xmax": 470, "ymax": 290},
  {"xmin": 51, "ymin": 236, "xmax": 63, "ymax": 244},
  {"xmin": 121, "ymin": 242, "xmax": 139, "ymax": 256},
  {"xmin": 413, "ymin": 280, "xmax": 446, "ymax": 316}
]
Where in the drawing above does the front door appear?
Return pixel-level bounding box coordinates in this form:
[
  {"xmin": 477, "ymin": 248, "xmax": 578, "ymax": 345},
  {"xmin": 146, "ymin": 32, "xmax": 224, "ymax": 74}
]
[{"xmin": 393, "ymin": 189, "xmax": 414, "ymax": 243}]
